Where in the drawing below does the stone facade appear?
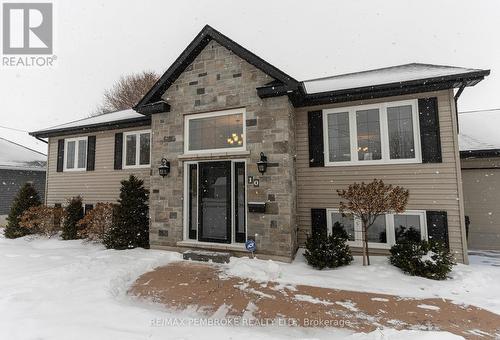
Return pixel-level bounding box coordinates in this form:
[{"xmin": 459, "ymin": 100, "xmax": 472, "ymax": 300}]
[{"xmin": 149, "ymin": 40, "xmax": 297, "ymax": 260}]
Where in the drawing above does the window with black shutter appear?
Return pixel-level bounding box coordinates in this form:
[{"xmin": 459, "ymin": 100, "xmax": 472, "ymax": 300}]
[
  {"xmin": 114, "ymin": 133, "xmax": 123, "ymax": 170},
  {"xmin": 311, "ymin": 208, "xmax": 327, "ymax": 238}
]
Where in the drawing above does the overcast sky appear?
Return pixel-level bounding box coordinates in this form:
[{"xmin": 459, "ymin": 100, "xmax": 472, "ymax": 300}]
[{"xmin": 1, "ymin": 0, "xmax": 499, "ymax": 152}]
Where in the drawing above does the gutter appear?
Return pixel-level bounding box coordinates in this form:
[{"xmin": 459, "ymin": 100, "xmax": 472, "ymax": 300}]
[
  {"xmin": 460, "ymin": 148, "xmax": 500, "ymax": 159},
  {"xmin": 30, "ymin": 116, "xmax": 151, "ymax": 138}
]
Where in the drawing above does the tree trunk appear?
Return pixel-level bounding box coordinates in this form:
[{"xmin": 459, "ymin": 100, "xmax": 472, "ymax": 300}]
[
  {"xmin": 361, "ymin": 222, "xmax": 367, "ymax": 266},
  {"xmin": 365, "ymin": 232, "xmax": 370, "ymax": 266},
  {"xmin": 362, "ymin": 221, "xmax": 371, "ymax": 266}
]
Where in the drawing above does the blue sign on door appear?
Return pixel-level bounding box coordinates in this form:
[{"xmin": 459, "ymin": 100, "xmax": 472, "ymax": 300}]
[{"xmin": 245, "ymin": 239, "xmax": 256, "ymax": 252}]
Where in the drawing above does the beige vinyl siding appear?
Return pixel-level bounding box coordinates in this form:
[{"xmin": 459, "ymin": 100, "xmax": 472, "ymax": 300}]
[
  {"xmin": 461, "ymin": 157, "xmax": 500, "ymax": 250},
  {"xmin": 295, "ymin": 89, "xmax": 467, "ymax": 262},
  {"xmin": 45, "ymin": 127, "xmax": 151, "ymax": 206}
]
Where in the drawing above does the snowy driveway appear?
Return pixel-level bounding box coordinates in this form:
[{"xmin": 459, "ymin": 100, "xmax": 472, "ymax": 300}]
[{"xmin": 0, "ymin": 234, "xmax": 496, "ymax": 340}]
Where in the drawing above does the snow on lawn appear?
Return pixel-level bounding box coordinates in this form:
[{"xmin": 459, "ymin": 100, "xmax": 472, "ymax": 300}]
[
  {"xmin": 225, "ymin": 249, "xmax": 500, "ymax": 315},
  {"xmin": 0, "ymin": 234, "xmax": 474, "ymax": 340}
]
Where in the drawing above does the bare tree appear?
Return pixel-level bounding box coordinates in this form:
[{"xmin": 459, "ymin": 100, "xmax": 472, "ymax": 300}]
[
  {"xmin": 337, "ymin": 179, "xmax": 409, "ymax": 266},
  {"xmin": 92, "ymin": 71, "xmax": 160, "ymax": 116}
]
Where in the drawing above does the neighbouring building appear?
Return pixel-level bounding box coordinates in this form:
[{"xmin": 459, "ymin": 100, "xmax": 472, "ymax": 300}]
[
  {"xmin": 31, "ymin": 25, "xmax": 490, "ymax": 263},
  {"xmin": 459, "ymin": 109, "xmax": 500, "ymax": 251},
  {"xmin": 0, "ymin": 137, "xmax": 46, "ymax": 225}
]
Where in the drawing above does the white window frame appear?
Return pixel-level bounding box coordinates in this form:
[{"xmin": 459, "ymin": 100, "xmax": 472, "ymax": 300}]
[
  {"xmin": 184, "ymin": 108, "xmax": 246, "ymax": 154},
  {"xmin": 323, "ymin": 99, "xmax": 421, "ymax": 166},
  {"xmin": 327, "ymin": 209, "xmax": 427, "ymax": 249},
  {"xmin": 64, "ymin": 136, "xmax": 88, "ymax": 172},
  {"xmin": 182, "ymin": 159, "xmax": 248, "ymax": 245},
  {"xmin": 122, "ymin": 129, "xmax": 151, "ymax": 169}
]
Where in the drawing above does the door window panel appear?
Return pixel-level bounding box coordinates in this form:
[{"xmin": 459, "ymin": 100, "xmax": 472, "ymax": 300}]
[
  {"xmin": 188, "ymin": 164, "xmax": 197, "ymax": 240},
  {"xmin": 234, "ymin": 162, "xmax": 246, "ymax": 243}
]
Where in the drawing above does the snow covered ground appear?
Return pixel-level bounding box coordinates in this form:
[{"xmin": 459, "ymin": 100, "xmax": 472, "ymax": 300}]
[
  {"xmin": 1, "ymin": 233, "xmax": 496, "ymax": 340},
  {"xmin": 225, "ymin": 249, "xmax": 500, "ymax": 315}
]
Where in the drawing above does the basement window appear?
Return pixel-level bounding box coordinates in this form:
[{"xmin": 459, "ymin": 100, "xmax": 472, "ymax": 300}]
[{"xmin": 327, "ymin": 209, "xmax": 427, "ymax": 249}]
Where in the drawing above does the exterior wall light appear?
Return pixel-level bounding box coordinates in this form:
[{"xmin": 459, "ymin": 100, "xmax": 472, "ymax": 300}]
[
  {"xmin": 159, "ymin": 158, "xmax": 170, "ymax": 177},
  {"xmin": 257, "ymin": 152, "xmax": 268, "ymax": 174}
]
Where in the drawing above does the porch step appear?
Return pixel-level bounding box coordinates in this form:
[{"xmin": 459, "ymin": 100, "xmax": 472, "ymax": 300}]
[{"xmin": 182, "ymin": 250, "xmax": 231, "ymax": 264}]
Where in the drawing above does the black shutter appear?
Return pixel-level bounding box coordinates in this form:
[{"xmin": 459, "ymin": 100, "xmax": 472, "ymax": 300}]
[
  {"xmin": 114, "ymin": 133, "xmax": 123, "ymax": 170},
  {"xmin": 418, "ymin": 98, "xmax": 442, "ymax": 163},
  {"xmin": 86, "ymin": 136, "xmax": 96, "ymax": 171},
  {"xmin": 308, "ymin": 110, "xmax": 324, "ymax": 167},
  {"xmin": 426, "ymin": 211, "xmax": 449, "ymax": 249},
  {"xmin": 56, "ymin": 139, "xmax": 64, "ymax": 172},
  {"xmin": 84, "ymin": 204, "xmax": 94, "ymax": 215},
  {"xmin": 311, "ymin": 208, "xmax": 327, "ymax": 238}
]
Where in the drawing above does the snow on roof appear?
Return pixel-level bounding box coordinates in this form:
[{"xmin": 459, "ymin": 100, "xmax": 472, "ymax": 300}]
[
  {"xmin": 459, "ymin": 109, "xmax": 500, "ymax": 151},
  {"xmin": 37, "ymin": 109, "xmax": 144, "ymax": 132},
  {"xmin": 0, "ymin": 126, "xmax": 47, "ymax": 155},
  {"xmin": 303, "ymin": 63, "xmax": 483, "ymax": 94},
  {"xmin": 0, "ymin": 137, "xmax": 46, "ymax": 171}
]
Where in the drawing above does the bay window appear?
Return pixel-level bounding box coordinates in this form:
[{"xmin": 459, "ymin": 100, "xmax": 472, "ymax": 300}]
[
  {"xmin": 123, "ymin": 130, "xmax": 151, "ymax": 168},
  {"xmin": 64, "ymin": 137, "xmax": 87, "ymax": 171},
  {"xmin": 185, "ymin": 108, "xmax": 245, "ymax": 154},
  {"xmin": 323, "ymin": 100, "xmax": 421, "ymax": 165},
  {"xmin": 327, "ymin": 209, "xmax": 427, "ymax": 249}
]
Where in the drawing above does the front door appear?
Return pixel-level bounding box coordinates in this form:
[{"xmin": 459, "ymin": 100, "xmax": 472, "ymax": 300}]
[{"xmin": 198, "ymin": 161, "xmax": 232, "ymax": 243}]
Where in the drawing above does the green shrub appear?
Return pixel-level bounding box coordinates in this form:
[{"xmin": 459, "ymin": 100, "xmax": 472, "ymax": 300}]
[
  {"xmin": 61, "ymin": 196, "xmax": 84, "ymax": 240},
  {"xmin": 304, "ymin": 226, "xmax": 353, "ymax": 270},
  {"xmin": 390, "ymin": 239, "xmax": 455, "ymax": 280},
  {"xmin": 104, "ymin": 175, "xmax": 149, "ymax": 249},
  {"xmin": 4, "ymin": 183, "xmax": 41, "ymax": 238}
]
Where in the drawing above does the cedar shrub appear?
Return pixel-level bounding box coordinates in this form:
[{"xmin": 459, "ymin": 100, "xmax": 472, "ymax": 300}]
[
  {"xmin": 61, "ymin": 196, "xmax": 84, "ymax": 240},
  {"xmin": 103, "ymin": 175, "xmax": 149, "ymax": 249},
  {"xmin": 4, "ymin": 183, "xmax": 41, "ymax": 238}
]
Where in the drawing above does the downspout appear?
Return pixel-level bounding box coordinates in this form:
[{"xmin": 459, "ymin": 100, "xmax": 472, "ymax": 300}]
[
  {"xmin": 32, "ymin": 135, "xmax": 49, "ymax": 205},
  {"xmin": 35, "ymin": 136, "xmax": 48, "ymax": 144},
  {"xmin": 454, "ymin": 82, "xmax": 467, "ymax": 133},
  {"xmin": 451, "ymin": 87, "xmax": 469, "ymax": 264}
]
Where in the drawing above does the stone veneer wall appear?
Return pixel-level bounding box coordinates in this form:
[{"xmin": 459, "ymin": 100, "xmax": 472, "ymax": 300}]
[{"xmin": 149, "ymin": 40, "xmax": 297, "ymax": 259}]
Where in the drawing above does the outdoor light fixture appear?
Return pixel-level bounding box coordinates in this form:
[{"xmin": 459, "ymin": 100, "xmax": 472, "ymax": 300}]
[
  {"xmin": 159, "ymin": 158, "xmax": 170, "ymax": 177},
  {"xmin": 257, "ymin": 152, "xmax": 268, "ymax": 174}
]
